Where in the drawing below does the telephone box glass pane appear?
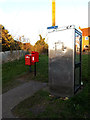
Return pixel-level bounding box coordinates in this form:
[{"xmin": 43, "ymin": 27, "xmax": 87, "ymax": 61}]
[
  {"xmin": 75, "ymin": 33, "xmax": 81, "ymax": 63},
  {"xmin": 75, "ymin": 67, "xmax": 80, "ymax": 90},
  {"xmin": 74, "ymin": 30, "xmax": 82, "ymax": 92}
]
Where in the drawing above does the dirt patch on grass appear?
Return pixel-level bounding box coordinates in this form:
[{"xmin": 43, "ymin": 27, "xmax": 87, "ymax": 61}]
[{"xmin": 15, "ymin": 72, "xmax": 34, "ymax": 83}]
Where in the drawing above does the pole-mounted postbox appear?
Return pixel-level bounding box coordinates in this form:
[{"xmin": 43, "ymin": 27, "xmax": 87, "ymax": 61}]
[
  {"xmin": 25, "ymin": 51, "xmax": 39, "ymax": 76},
  {"xmin": 25, "ymin": 54, "xmax": 33, "ymax": 66},
  {"xmin": 31, "ymin": 51, "xmax": 39, "ymax": 63},
  {"xmin": 47, "ymin": 25, "xmax": 82, "ymax": 97}
]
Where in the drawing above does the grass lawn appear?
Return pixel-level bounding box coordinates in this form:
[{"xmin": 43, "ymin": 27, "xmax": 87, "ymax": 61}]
[
  {"xmin": 82, "ymin": 54, "xmax": 89, "ymax": 82},
  {"xmin": 2, "ymin": 54, "xmax": 48, "ymax": 93},
  {"xmin": 12, "ymin": 54, "xmax": 90, "ymax": 118}
]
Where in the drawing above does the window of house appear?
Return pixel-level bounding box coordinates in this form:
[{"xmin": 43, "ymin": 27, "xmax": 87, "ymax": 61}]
[
  {"xmin": 84, "ymin": 45, "xmax": 88, "ymax": 48},
  {"xmin": 85, "ymin": 36, "xmax": 88, "ymax": 40}
]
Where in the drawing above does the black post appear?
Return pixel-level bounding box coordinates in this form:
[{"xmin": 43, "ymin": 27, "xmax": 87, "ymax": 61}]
[
  {"xmin": 29, "ymin": 65, "xmax": 31, "ymax": 72},
  {"xmin": 34, "ymin": 62, "xmax": 36, "ymax": 76}
]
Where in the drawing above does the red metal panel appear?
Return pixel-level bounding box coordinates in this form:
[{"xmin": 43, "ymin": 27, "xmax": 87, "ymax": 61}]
[
  {"xmin": 35, "ymin": 52, "xmax": 39, "ymax": 62},
  {"xmin": 31, "ymin": 51, "xmax": 39, "ymax": 62},
  {"xmin": 25, "ymin": 54, "xmax": 31, "ymax": 65}
]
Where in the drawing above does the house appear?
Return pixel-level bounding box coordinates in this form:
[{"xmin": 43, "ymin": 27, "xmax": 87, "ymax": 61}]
[{"xmin": 80, "ymin": 27, "xmax": 90, "ymax": 51}]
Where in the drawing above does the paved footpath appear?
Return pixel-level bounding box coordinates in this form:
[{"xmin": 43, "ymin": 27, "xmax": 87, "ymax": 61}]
[{"xmin": 2, "ymin": 80, "xmax": 47, "ymax": 118}]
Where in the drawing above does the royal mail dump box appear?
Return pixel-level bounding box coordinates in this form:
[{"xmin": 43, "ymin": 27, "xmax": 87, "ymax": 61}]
[{"xmin": 47, "ymin": 25, "xmax": 82, "ymax": 97}]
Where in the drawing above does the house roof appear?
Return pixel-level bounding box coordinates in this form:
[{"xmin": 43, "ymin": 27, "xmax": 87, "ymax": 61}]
[{"xmin": 80, "ymin": 27, "xmax": 90, "ymax": 36}]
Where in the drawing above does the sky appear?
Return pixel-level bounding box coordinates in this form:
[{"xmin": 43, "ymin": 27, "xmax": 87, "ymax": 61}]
[{"xmin": 0, "ymin": 0, "xmax": 90, "ymax": 45}]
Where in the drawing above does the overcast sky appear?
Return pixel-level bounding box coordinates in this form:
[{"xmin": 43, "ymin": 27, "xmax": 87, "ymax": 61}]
[{"xmin": 0, "ymin": 0, "xmax": 89, "ymax": 45}]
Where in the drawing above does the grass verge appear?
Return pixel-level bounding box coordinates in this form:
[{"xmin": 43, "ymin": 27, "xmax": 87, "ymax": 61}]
[
  {"xmin": 12, "ymin": 54, "xmax": 90, "ymax": 118},
  {"xmin": 12, "ymin": 84, "xmax": 89, "ymax": 118},
  {"xmin": 2, "ymin": 54, "xmax": 48, "ymax": 93}
]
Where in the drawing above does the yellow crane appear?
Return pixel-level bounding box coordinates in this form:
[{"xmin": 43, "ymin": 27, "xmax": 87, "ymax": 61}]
[{"xmin": 52, "ymin": 0, "xmax": 55, "ymax": 26}]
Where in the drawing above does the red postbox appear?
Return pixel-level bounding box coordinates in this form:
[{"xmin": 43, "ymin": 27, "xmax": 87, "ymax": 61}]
[
  {"xmin": 31, "ymin": 51, "xmax": 39, "ymax": 63},
  {"xmin": 25, "ymin": 54, "xmax": 31, "ymax": 65},
  {"xmin": 25, "ymin": 51, "xmax": 39, "ymax": 76},
  {"xmin": 25, "ymin": 52, "xmax": 39, "ymax": 65}
]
